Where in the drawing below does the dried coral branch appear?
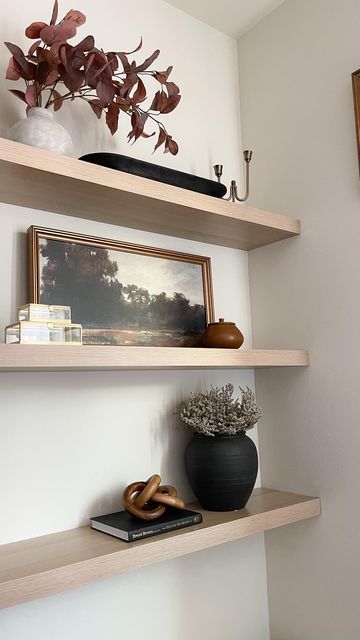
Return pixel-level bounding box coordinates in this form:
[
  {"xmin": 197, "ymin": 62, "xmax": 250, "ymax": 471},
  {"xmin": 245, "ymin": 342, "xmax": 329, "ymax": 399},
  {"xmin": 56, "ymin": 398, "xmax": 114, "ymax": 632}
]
[{"xmin": 179, "ymin": 384, "xmax": 262, "ymax": 437}]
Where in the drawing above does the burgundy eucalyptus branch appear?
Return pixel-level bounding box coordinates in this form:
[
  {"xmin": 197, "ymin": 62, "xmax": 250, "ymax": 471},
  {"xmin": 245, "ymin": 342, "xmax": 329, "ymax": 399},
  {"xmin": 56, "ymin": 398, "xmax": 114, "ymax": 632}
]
[{"xmin": 5, "ymin": 0, "xmax": 181, "ymax": 154}]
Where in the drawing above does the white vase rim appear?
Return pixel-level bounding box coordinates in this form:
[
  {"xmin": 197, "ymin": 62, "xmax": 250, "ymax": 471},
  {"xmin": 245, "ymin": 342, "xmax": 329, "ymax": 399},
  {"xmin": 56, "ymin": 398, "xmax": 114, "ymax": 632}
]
[{"xmin": 27, "ymin": 107, "xmax": 53, "ymax": 120}]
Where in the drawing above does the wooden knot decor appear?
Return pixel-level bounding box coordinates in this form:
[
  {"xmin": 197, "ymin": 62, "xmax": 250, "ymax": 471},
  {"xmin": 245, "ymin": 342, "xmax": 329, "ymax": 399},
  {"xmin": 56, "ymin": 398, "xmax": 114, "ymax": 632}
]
[{"xmin": 123, "ymin": 474, "xmax": 185, "ymax": 521}]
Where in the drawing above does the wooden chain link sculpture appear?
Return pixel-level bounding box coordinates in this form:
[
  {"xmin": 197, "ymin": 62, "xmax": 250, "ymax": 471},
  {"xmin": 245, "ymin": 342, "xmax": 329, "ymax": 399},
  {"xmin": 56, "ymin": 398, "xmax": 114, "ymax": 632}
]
[{"xmin": 123, "ymin": 474, "xmax": 185, "ymax": 521}]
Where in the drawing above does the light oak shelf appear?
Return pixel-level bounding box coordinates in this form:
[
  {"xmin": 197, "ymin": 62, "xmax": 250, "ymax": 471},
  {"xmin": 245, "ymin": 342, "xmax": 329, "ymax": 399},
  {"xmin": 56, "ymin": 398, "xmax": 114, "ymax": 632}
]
[
  {"xmin": 0, "ymin": 138, "xmax": 300, "ymax": 250},
  {"xmin": 0, "ymin": 345, "xmax": 309, "ymax": 372},
  {"xmin": 0, "ymin": 488, "xmax": 320, "ymax": 609}
]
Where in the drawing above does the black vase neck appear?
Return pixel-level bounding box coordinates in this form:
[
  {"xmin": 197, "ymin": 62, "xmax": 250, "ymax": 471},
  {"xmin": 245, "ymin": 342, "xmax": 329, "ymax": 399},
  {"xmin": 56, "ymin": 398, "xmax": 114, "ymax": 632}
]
[{"xmin": 193, "ymin": 432, "xmax": 248, "ymax": 439}]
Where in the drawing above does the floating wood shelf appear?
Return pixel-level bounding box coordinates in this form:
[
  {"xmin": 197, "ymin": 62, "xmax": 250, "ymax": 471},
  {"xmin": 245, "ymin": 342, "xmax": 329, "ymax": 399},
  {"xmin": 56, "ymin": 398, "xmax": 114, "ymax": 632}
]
[
  {"xmin": 0, "ymin": 488, "xmax": 320, "ymax": 609},
  {"xmin": 0, "ymin": 138, "xmax": 300, "ymax": 250},
  {"xmin": 0, "ymin": 345, "xmax": 309, "ymax": 372}
]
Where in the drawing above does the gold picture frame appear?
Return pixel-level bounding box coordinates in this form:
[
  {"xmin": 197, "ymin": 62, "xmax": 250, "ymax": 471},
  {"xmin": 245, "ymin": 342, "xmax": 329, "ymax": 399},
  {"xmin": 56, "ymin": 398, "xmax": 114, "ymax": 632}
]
[
  {"xmin": 352, "ymin": 68, "xmax": 360, "ymax": 174},
  {"xmin": 28, "ymin": 226, "xmax": 214, "ymax": 347}
]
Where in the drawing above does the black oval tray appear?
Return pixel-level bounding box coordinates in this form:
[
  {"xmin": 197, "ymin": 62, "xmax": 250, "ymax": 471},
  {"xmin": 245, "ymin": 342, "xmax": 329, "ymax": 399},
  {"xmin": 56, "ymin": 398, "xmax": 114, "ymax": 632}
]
[{"xmin": 79, "ymin": 152, "xmax": 227, "ymax": 199}]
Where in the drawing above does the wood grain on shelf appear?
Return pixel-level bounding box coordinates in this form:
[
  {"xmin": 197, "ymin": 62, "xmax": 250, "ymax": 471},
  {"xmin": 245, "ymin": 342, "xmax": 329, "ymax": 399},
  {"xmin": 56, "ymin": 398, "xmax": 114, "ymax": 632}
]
[
  {"xmin": 0, "ymin": 345, "xmax": 309, "ymax": 372},
  {"xmin": 0, "ymin": 138, "xmax": 300, "ymax": 250},
  {"xmin": 0, "ymin": 488, "xmax": 320, "ymax": 609}
]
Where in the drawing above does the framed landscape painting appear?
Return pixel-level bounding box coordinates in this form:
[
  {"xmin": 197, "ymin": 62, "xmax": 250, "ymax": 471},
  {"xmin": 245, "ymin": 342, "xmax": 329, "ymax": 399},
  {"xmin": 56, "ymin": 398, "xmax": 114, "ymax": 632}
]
[
  {"xmin": 352, "ymin": 68, "xmax": 360, "ymax": 174},
  {"xmin": 28, "ymin": 226, "xmax": 214, "ymax": 347}
]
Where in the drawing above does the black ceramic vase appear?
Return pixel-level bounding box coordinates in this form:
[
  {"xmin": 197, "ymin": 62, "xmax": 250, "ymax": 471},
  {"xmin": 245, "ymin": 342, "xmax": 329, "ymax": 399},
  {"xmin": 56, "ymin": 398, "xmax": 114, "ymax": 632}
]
[{"xmin": 185, "ymin": 433, "xmax": 258, "ymax": 511}]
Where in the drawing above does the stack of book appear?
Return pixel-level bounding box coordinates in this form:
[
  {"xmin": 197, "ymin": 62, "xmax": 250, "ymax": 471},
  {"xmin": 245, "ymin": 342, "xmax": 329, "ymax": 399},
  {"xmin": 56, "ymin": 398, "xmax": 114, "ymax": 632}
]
[{"xmin": 90, "ymin": 507, "xmax": 202, "ymax": 543}]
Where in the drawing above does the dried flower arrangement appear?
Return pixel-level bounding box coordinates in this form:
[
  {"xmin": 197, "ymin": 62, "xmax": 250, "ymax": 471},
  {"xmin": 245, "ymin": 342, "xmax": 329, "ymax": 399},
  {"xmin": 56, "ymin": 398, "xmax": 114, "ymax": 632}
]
[
  {"xmin": 4, "ymin": 1, "xmax": 181, "ymax": 154},
  {"xmin": 179, "ymin": 383, "xmax": 262, "ymax": 437}
]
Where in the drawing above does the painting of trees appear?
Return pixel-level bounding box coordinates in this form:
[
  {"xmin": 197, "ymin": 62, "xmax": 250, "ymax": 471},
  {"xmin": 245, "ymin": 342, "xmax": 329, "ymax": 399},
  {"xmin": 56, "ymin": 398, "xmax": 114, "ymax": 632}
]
[
  {"xmin": 36, "ymin": 233, "xmax": 213, "ymax": 346},
  {"xmin": 40, "ymin": 240, "xmax": 124, "ymax": 327}
]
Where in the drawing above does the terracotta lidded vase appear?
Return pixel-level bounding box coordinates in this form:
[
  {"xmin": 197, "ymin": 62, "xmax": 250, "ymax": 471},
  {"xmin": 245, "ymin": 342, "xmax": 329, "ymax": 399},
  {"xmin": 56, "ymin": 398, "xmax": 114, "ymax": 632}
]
[{"xmin": 201, "ymin": 318, "xmax": 244, "ymax": 349}]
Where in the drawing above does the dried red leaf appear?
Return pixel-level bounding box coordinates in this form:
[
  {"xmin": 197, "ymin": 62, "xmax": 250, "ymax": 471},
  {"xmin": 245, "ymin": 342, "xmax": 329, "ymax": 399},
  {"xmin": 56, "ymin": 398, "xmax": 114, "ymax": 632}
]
[
  {"xmin": 40, "ymin": 21, "xmax": 76, "ymax": 46},
  {"xmin": 116, "ymin": 98, "xmax": 131, "ymax": 112},
  {"xmin": 119, "ymin": 37, "xmax": 143, "ymax": 56},
  {"xmin": 136, "ymin": 49, "xmax": 160, "ymax": 72},
  {"xmin": 9, "ymin": 89, "xmax": 27, "ymax": 103},
  {"xmin": 5, "ymin": 42, "xmax": 35, "ymax": 80},
  {"xmin": 64, "ymin": 9, "xmax": 86, "ymax": 26},
  {"xmin": 141, "ymin": 130, "xmax": 155, "ymax": 139},
  {"xmin": 49, "ymin": 41, "xmax": 62, "ymax": 58},
  {"xmin": 154, "ymin": 66, "xmax": 173, "ymax": 84},
  {"xmin": 84, "ymin": 52, "xmax": 95, "ymax": 76},
  {"xmin": 58, "ymin": 44, "xmax": 84, "ymax": 83},
  {"xmin": 107, "ymin": 52, "xmax": 118, "ymax": 73},
  {"xmin": 149, "ymin": 91, "xmax": 160, "ymax": 111},
  {"xmin": 38, "ymin": 47, "xmax": 59, "ymax": 69},
  {"xmin": 88, "ymin": 99, "xmax": 104, "ymax": 119},
  {"xmin": 161, "ymin": 93, "xmax": 181, "ymax": 114},
  {"xmin": 154, "ymin": 73, "xmax": 166, "ymax": 84},
  {"xmin": 6, "ymin": 57, "xmax": 21, "ymax": 81},
  {"xmin": 25, "ymin": 22, "xmax": 48, "ymax": 39},
  {"xmin": 150, "ymin": 90, "xmax": 167, "ymax": 112},
  {"xmin": 137, "ymin": 113, "xmax": 152, "ymax": 140},
  {"xmin": 106, "ymin": 102, "xmax": 120, "ymax": 135},
  {"xmin": 154, "ymin": 128, "xmax": 166, "ymax": 152},
  {"xmin": 132, "ymin": 78, "xmax": 146, "ymax": 105},
  {"xmin": 55, "ymin": 21, "xmax": 77, "ymax": 41},
  {"xmin": 45, "ymin": 69, "xmax": 59, "ymax": 86},
  {"xmin": 36, "ymin": 60, "xmax": 51, "ymax": 84},
  {"xmin": 96, "ymin": 77, "xmax": 115, "ymax": 103},
  {"xmin": 69, "ymin": 68, "xmax": 85, "ymax": 92},
  {"xmin": 168, "ymin": 138, "xmax": 179, "ymax": 155},
  {"xmin": 118, "ymin": 52, "xmax": 130, "ymax": 73},
  {"xmin": 58, "ymin": 42, "xmax": 68, "ymax": 66},
  {"xmin": 117, "ymin": 74, "xmax": 138, "ymax": 99},
  {"xmin": 52, "ymin": 89, "xmax": 63, "ymax": 111},
  {"xmin": 166, "ymin": 81, "xmax": 180, "ymax": 97},
  {"xmin": 164, "ymin": 134, "xmax": 178, "ymax": 155},
  {"xmin": 72, "ymin": 49, "xmax": 86, "ymax": 70},
  {"xmin": 92, "ymin": 59, "xmax": 113, "ymax": 81},
  {"xmin": 25, "ymin": 84, "xmax": 38, "ymax": 107},
  {"xmin": 58, "ymin": 63, "xmax": 84, "ymax": 93},
  {"xmin": 28, "ymin": 40, "xmax": 42, "ymax": 57},
  {"xmin": 76, "ymin": 35, "xmax": 95, "ymax": 52},
  {"xmin": 127, "ymin": 109, "xmax": 141, "ymax": 142},
  {"xmin": 85, "ymin": 50, "xmax": 108, "ymax": 87},
  {"xmin": 50, "ymin": 0, "xmax": 59, "ymax": 25},
  {"xmin": 128, "ymin": 111, "xmax": 148, "ymax": 142},
  {"xmin": 40, "ymin": 25, "xmax": 56, "ymax": 46}
]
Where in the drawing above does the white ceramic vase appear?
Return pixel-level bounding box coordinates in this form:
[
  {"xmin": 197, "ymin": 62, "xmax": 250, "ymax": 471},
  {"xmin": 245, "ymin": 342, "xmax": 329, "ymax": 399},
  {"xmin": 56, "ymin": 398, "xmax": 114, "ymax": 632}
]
[{"xmin": 8, "ymin": 107, "xmax": 73, "ymax": 155}]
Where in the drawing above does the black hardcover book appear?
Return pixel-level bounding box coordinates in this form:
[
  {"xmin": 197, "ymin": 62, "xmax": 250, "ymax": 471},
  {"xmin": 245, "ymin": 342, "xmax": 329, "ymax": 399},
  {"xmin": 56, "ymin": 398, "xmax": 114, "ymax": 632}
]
[{"xmin": 90, "ymin": 507, "xmax": 202, "ymax": 543}]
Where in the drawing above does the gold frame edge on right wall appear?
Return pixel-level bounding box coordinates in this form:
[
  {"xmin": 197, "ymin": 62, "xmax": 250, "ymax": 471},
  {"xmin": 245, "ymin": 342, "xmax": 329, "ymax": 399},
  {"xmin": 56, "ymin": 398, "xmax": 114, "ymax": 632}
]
[{"xmin": 352, "ymin": 69, "xmax": 360, "ymax": 176}]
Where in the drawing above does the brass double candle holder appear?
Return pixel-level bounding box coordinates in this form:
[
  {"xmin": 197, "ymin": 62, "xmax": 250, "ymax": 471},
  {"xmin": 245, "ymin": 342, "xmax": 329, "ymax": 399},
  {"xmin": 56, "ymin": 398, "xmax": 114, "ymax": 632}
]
[{"xmin": 214, "ymin": 150, "xmax": 253, "ymax": 203}]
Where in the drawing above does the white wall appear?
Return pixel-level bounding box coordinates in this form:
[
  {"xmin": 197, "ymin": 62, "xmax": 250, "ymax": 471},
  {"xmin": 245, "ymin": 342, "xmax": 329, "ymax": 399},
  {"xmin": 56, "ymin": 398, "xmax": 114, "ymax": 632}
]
[
  {"xmin": 238, "ymin": 0, "xmax": 360, "ymax": 638},
  {"xmin": 0, "ymin": 2, "xmax": 269, "ymax": 639}
]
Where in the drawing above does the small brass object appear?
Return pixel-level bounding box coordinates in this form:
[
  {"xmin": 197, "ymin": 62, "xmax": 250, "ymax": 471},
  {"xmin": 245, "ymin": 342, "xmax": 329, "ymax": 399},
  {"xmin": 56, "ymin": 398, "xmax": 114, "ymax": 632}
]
[
  {"xmin": 214, "ymin": 150, "xmax": 253, "ymax": 203},
  {"xmin": 5, "ymin": 303, "xmax": 83, "ymax": 345},
  {"xmin": 5, "ymin": 321, "xmax": 83, "ymax": 345},
  {"xmin": 18, "ymin": 303, "xmax": 72, "ymax": 323}
]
